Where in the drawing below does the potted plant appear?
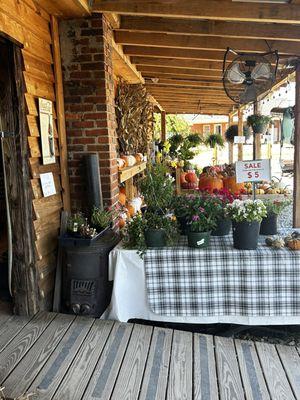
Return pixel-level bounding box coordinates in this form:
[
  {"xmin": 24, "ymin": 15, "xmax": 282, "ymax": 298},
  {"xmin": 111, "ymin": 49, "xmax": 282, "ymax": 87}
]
[
  {"xmin": 225, "ymin": 199, "xmax": 267, "ymax": 249},
  {"xmin": 139, "ymin": 163, "xmax": 174, "ymax": 212},
  {"xmin": 225, "ymin": 125, "xmax": 251, "ymax": 143},
  {"xmin": 208, "ymin": 189, "xmax": 239, "ymax": 236},
  {"xmin": 91, "ymin": 205, "xmax": 116, "ymax": 232},
  {"xmin": 260, "ymin": 199, "xmax": 291, "ymax": 235},
  {"xmin": 67, "ymin": 212, "xmax": 86, "ymax": 237},
  {"xmin": 173, "ymin": 194, "xmax": 191, "ymax": 235},
  {"xmin": 205, "ymin": 133, "xmax": 224, "ymax": 149},
  {"xmin": 186, "ymin": 196, "xmax": 217, "ymax": 248},
  {"xmin": 247, "ymin": 114, "xmax": 271, "ymax": 134}
]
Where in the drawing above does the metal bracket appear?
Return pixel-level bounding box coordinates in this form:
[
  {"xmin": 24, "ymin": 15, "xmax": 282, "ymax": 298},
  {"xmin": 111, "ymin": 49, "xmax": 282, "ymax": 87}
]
[{"xmin": 0, "ymin": 131, "xmax": 15, "ymax": 138}]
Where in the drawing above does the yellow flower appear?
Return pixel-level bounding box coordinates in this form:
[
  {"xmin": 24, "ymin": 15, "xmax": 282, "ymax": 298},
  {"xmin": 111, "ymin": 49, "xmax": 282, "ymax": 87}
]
[
  {"xmin": 156, "ymin": 152, "xmax": 162, "ymax": 163},
  {"xmin": 170, "ymin": 161, "xmax": 177, "ymax": 168},
  {"xmin": 163, "ymin": 141, "xmax": 171, "ymax": 154},
  {"xmin": 178, "ymin": 160, "xmax": 184, "ymax": 167}
]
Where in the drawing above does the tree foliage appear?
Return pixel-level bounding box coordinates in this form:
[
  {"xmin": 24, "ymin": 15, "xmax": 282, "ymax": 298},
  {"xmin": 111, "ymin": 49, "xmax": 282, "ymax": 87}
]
[{"xmin": 154, "ymin": 114, "xmax": 191, "ymax": 138}]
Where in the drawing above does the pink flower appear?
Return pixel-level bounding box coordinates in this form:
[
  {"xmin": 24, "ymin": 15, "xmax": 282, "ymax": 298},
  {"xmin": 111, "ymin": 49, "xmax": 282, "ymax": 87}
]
[
  {"xmin": 198, "ymin": 207, "xmax": 205, "ymax": 213},
  {"xmin": 192, "ymin": 215, "xmax": 200, "ymax": 221}
]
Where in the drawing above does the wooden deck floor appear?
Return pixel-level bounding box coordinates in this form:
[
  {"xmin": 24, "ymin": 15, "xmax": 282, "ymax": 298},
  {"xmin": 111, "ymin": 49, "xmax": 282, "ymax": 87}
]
[{"xmin": 0, "ymin": 311, "xmax": 300, "ymax": 399}]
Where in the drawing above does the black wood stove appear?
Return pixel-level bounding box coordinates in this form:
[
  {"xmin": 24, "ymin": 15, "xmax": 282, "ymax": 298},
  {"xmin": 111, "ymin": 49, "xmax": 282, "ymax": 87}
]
[{"xmin": 62, "ymin": 230, "xmax": 119, "ymax": 317}]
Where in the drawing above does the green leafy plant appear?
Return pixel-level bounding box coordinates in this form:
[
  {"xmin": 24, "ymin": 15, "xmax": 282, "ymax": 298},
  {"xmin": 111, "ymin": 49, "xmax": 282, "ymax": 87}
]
[
  {"xmin": 225, "ymin": 199, "xmax": 267, "ymax": 222},
  {"xmin": 185, "ymin": 195, "xmax": 217, "ymax": 233},
  {"xmin": 139, "ymin": 163, "xmax": 174, "ymax": 211},
  {"xmin": 263, "ymin": 199, "xmax": 291, "ymax": 215},
  {"xmin": 91, "ymin": 206, "xmax": 116, "ymax": 230},
  {"xmin": 225, "ymin": 125, "xmax": 251, "ymax": 143},
  {"xmin": 205, "ymin": 133, "xmax": 224, "ymax": 149},
  {"xmin": 168, "ymin": 133, "xmax": 202, "ymax": 168},
  {"xmin": 247, "ymin": 114, "xmax": 271, "ymax": 134}
]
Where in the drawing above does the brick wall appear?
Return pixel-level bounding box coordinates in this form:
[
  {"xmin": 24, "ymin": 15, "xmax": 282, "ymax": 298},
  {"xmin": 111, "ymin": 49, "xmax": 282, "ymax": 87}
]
[{"xmin": 60, "ymin": 14, "xmax": 118, "ymax": 211}]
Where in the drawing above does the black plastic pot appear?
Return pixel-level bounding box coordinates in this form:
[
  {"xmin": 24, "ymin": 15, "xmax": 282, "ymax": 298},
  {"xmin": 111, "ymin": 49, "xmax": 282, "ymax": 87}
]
[
  {"xmin": 251, "ymin": 122, "xmax": 268, "ymax": 134},
  {"xmin": 260, "ymin": 213, "xmax": 278, "ymax": 235},
  {"xmin": 232, "ymin": 221, "xmax": 260, "ymax": 250},
  {"xmin": 144, "ymin": 228, "xmax": 166, "ymax": 248},
  {"xmin": 211, "ymin": 218, "xmax": 231, "ymax": 236},
  {"xmin": 177, "ymin": 215, "xmax": 189, "ymax": 235},
  {"xmin": 187, "ymin": 231, "xmax": 211, "ymax": 249}
]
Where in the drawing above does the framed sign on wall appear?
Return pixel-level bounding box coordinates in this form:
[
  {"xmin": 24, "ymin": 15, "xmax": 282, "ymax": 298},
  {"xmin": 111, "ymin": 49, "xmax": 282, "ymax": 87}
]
[{"xmin": 39, "ymin": 98, "xmax": 55, "ymax": 165}]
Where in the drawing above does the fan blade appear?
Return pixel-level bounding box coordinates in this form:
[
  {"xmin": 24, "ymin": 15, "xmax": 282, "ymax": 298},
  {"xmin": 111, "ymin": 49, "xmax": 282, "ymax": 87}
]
[
  {"xmin": 251, "ymin": 63, "xmax": 272, "ymax": 80},
  {"xmin": 240, "ymin": 84, "xmax": 257, "ymax": 103},
  {"xmin": 226, "ymin": 62, "xmax": 245, "ymax": 84}
]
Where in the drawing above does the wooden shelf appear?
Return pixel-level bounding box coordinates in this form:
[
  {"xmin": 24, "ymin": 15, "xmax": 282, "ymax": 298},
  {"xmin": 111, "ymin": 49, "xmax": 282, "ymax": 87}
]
[{"xmin": 118, "ymin": 161, "xmax": 147, "ymax": 183}]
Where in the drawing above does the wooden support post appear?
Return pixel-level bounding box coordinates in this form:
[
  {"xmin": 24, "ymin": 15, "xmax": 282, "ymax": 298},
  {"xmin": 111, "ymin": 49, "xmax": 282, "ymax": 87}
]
[
  {"xmin": 293, "ymin": 65, "xmax": 300, "ymax": 228},
  {"xmin": 238, "ymin": 108, "xmax": 243, "ymax": 161},
  {"xmin": 51, "ymin": 16, "xmax": 71, "ymax": 212},
  {"xmin": 161, "ymin": 110, "xmax": 166, "ymax": 142},
  {"xmin": 228, "ymin": 114, "xmax": 234, "ymax": 164},
  {"xmin": 253, "ymin": 101, "xmax": 262, "ymax": 160},
  {"xmin": 175, "ymin": 167, "xmax": 181, "ymax": 194}
]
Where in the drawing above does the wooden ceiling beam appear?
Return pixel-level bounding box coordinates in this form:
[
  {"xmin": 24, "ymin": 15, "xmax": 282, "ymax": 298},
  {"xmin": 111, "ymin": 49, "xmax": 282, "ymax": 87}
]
[
  {"xmin": 124, "ymin": 46, "xmax": 226, "ymax": 61},
  {"xmin": 138, "ymin": 66, "xmax": 222, "ymax": 78},
  {"xmin": 145, "ymin": 79, "xmax": 226, "ymax": 88},
  {"xmin": 92, "ymin": 0, "xmax": 300, "ymax": 24},
  {"xmin": 132, "ymin": 57, "xmax": 224, "ymax": 70},
  {"xmin": 115, "ymin": 31, "xmax": 299, "ymax": 55},
  {"xmin": 120, "ymin": 16, "xmax": 300, "ymax": 42},
  {"xmin": 34, "ymin": 0, "xmax": 90, "ymax": 17}
]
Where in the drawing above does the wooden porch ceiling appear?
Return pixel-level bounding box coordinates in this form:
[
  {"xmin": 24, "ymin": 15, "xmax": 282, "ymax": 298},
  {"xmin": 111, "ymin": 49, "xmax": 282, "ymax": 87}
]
[{"xmin": 92, "ymin": 0, "xmax": 300, "ymax": 115}]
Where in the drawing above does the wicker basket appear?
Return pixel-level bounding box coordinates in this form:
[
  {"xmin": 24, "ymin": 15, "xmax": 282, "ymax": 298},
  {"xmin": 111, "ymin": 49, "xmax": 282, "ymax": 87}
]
[{"xmin": 287, "ymin": 240, "xmax": 300, "ymax": 251}]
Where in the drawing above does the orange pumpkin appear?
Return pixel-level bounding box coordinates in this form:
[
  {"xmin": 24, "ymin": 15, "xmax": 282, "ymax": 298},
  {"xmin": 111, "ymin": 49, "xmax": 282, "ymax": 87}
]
[
  {"xmin": 118, "ymin": 217, "xmax": 126, "ymax": 229},
  {"xmin": 135, "ymin": 153, "xmax": 143, "ymax": 163},
  {"xmin": 126, "ymin": 204, "xmax": 135, "ymax": 217},
  {"xmin": 185, "ymin": 172, "xmax": 198, "ymax": 184},
  {"xmin": 121, "ymin": 155, "xmax": 136, "ymax": 167},
  {"xmin": 119, "ymin": 187, "xmax": 126, "ymax": 195},
  {"xmin": 199, "ymin": 173, "xmax": 223, "ymax": 193},
  {"xmin": 117, "ymin": 158, "xmax": 126, "ymax": 170},
  {"xmin": 223, "ymin": 176, "xmax": 245, "ymax": 194},
  {"xmin": 120, "ymin": 155, "xmax": 128, "ymax": 167},
  {"xmin": 118, "ymin": 192, "xmax": 126, "ymax": 206}
]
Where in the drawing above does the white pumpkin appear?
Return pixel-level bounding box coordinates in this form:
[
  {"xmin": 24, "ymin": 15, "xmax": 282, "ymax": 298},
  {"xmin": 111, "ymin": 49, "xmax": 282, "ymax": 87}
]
[{"xmin": 117, "ymin": 158, "xmax": 125, "ymax": 170}]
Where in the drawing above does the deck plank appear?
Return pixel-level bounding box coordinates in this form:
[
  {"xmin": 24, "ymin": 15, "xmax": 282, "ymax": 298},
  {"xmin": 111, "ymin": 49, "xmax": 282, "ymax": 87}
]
[
  {"xmin": 82, "ymin": 322, "xmax": 133, "ymax": 400},
  {"xmin": 52, "ymin": 319, "xmax": 113, "ymax": 399},
  {"xmin": 111, "ymin": 323, "xmax": 153, "ymax": 400},
  {"xmin": 167, "ymin": 330, "xmax": 193, "ymax": 400},
  {"xmin": 139, "ymin": 327, "xmax": 173, "ymax": 400},
  {"xmin": 194, "ymin": 333, "xmax": 219, "ymax": 400},
  {"xmin": 215, "ymin": 336, "xmax": 245, "ymax": 400},
  {"xmin": 277, "ymin": 344, "xmax": 300, "ymax": 399},
  {"xmin": 0, "ymin": 315, "xmax": 31, "ymax": 353},
  {"xmin": 0, "ymin": 312, "xmax": 55, "ymax": 384},
  {"xmin": 256, "ymin": 341, "xmax": 295, "ymax": 400},
  {"xmin": 235, "ymin": 340, "xmax": 270, "ymax": 400},
  {"xmin": 2, "ymin": 313, "xmax": 75, "ymax": 399},
  {"xmin": 27, "ymin": 316, "xmax": 94, "ymax": 399}
]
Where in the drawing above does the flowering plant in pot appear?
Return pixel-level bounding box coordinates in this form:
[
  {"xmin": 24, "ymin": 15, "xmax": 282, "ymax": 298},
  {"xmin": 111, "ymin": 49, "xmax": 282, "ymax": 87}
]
[
  {"xmin": 173, "ymin": 194, "xmax": 193, "ymax": 234},
  {"xmin": 225, "ymin": 199, "xmax": 267, "ymax": 249},
  {"xmin": 186, "ymin": 196, "xmax": 217, "ymax": 249},
  {"xmin": 247, "ymin": 114, "xmax": 271, "ymax": 134},
  {"xmin": 206, "ymin": 189, "xmax": 240, "ymax": 236},
  {"xmin": 260, "ymin": 199, "xmax": 291, "ymax": 235},
  {"xmin": 91, "ymin": 205, "xmax": 117, "ymax": 232}
]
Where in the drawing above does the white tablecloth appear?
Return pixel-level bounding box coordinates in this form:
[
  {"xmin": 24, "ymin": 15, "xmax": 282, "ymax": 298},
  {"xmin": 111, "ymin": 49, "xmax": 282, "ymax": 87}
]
[{"xmin": 107, "ymin": 242, "xmax": 300, "ymax": 325}]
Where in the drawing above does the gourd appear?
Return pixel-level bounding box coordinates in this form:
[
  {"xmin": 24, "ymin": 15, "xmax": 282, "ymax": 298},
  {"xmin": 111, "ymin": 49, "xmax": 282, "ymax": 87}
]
[
  {"xmin": 126, "ymin": 203, "xmax": 135, "ymax": 217},
  {"xmin": 121, "ymin": 155, "xmax": 136, "ymax": 167},
  {"xmin": 117, "ymin": 158, "xmax": 126, "ymax": 170},
  {"xmin": 135, "ymin": 153, "xmax": 143, "ymax": 163},
  {"xmin": 223, "ymin": 176, "xmax": 244, "ymax": 194},
  {"xmin": 180, "ymin": 172, "xmax": 187, "ymax": 185}
]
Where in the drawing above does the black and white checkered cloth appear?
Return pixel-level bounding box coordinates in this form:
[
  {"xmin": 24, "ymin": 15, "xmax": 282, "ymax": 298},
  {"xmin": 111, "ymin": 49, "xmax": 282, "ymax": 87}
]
[{"xmin": 144, "ymin": 236, "xmax": 300, "ymax": 317}]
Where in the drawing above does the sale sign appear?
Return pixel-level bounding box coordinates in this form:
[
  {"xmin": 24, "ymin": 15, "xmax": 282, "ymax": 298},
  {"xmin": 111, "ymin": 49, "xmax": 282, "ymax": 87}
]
[{"xmin": 235, "ymin": 159, "xmax": 271, "ymax": 183}]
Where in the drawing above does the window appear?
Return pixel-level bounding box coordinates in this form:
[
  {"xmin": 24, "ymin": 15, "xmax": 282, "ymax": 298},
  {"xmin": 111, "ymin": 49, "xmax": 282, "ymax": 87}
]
[
  {"xmin": 203, "ymin": 125, "xmax": 210, "ymax": 135},
  {"xmin": 214, "ymin": 124, "xmax": 222, "ymax": 135}
]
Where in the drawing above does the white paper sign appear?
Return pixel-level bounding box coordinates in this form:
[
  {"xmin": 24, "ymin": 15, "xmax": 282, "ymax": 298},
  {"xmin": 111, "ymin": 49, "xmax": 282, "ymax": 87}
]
[
  {"xmin": 40, "ymin": 172, "xmax": 56, "ymax": 197},
  {"xmin": 235, "ymin": 159, "xmax": 271, "ymax": 183},
  {"xmin": 39, "ymin": 98, "xmax": 55, "ymax": 165},
  {"xmin": 234, "ymin": 136, "xmax": 246, "ymax": 144}
]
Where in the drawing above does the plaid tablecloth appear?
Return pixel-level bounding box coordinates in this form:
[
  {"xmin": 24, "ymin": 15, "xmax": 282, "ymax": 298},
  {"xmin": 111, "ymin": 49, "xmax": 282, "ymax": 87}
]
[{"xmin": 144, "ymin": 236, "xmax": 300, "ymax": 317}]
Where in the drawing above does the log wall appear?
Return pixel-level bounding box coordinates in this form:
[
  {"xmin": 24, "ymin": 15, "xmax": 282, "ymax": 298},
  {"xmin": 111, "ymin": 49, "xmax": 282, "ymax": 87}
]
[{"xmin": 0, "ymin": 0, "xmax": 64, "ymax": 311}]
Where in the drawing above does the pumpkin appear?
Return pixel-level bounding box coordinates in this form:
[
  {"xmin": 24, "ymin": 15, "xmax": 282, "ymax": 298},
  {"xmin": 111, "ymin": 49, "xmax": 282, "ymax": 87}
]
[
  {"xmin": 198, "ymin": 168, "xmax": 223, "ymax": 193},
  {"xmin": 118, "ymin": 217, "xmax": 126, "ymax": 229},
  {"xmin": 180, "ymin": 172, "xmax": 187, "ymax": 185},
  {"xmin": 135, "ymin": 153, "xmax": 143, "ymax": 163},
  {"xmin": 118, "ymin": 192, "xmax": 126, "ymax": 206},
  {"xmin": 121, "ymin": 155, "xmax": 136, "ymax": 167},
  {"xmin": 185, "ymin": 172, "xmax": 198, "ymax": 184},
  {"xmin": 129, "ymin": 197, "xmax": 143, "ymax": 213},
  {"xmin": 126, "ymin": 203, "xmax": 135, "ymax": 217},
  {"xmin": 223, "ymin": 176, "xmax": 245, "ymax": 194},
  {"xmin": 119, "ymin": 186, "xmax": 126, "ymax": 195},
  {"xmin": 117, "ymin": 158, "xmax": 126, "ymax": 170}
]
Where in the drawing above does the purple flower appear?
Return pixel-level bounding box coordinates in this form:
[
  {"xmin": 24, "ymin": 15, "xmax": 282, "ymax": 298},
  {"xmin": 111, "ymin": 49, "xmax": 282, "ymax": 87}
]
[
  {"xmin": 192, "ymin": 215, "xmax": 200, "ymax": 221},
  {"xmin": 198, "ymin": 207, "xmax": 205, "ymax": 213}
]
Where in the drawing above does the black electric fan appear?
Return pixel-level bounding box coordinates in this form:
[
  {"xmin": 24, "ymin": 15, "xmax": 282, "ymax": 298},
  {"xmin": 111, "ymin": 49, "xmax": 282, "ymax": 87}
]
[{"xmin": 223, "ymin": 48, "xmax": 279, "ymax": 104}]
